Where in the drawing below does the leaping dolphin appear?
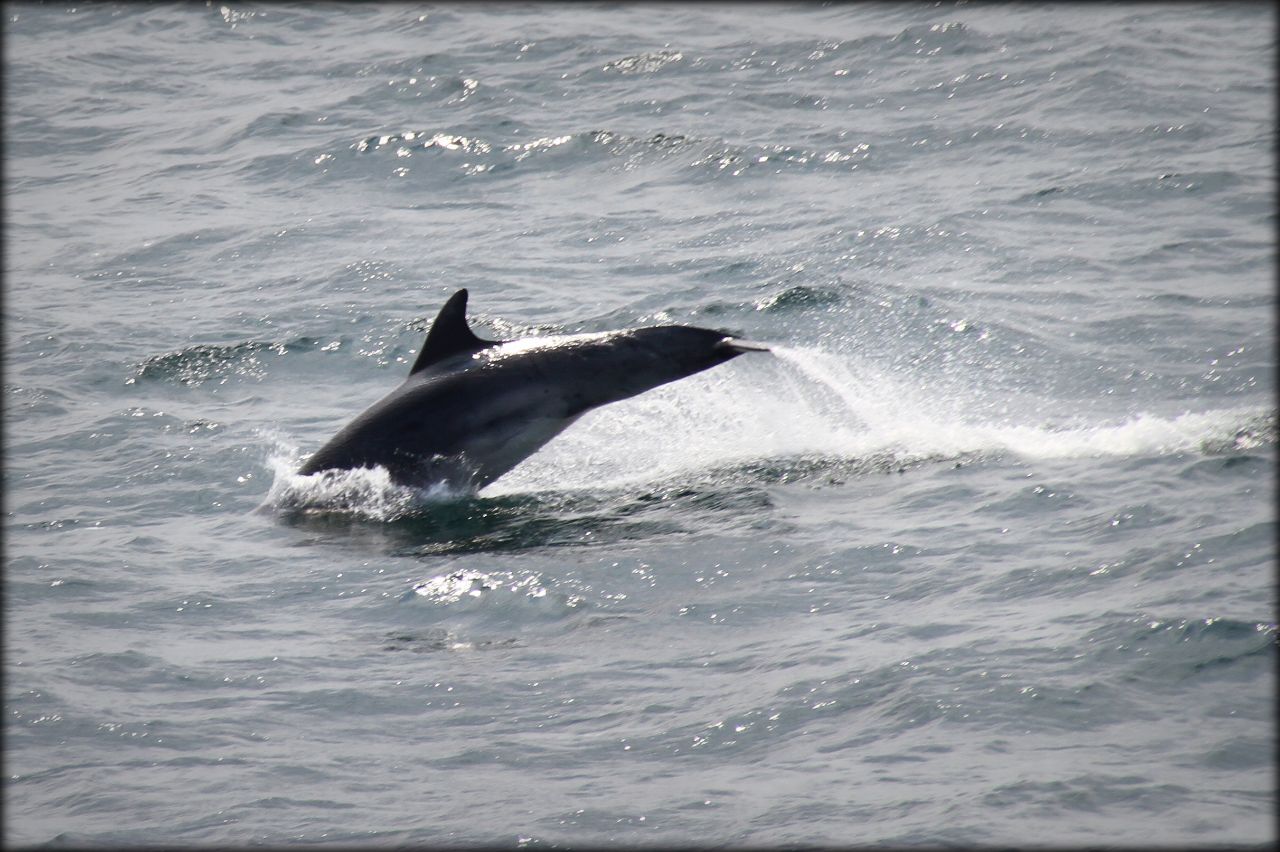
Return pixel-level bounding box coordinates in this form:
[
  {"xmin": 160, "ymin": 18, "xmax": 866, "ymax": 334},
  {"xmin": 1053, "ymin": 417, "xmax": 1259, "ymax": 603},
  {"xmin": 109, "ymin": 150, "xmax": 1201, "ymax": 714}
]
[{"xmin": 298, "ymin": 289, "xmax": 767, "ymax": 491}]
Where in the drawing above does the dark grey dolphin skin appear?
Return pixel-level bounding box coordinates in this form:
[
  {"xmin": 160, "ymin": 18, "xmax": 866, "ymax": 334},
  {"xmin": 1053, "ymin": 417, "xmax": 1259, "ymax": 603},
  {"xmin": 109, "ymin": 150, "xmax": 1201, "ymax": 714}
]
[{"xmin": 298, "ymin": 289, "xmax": 767, "ymax": 490}]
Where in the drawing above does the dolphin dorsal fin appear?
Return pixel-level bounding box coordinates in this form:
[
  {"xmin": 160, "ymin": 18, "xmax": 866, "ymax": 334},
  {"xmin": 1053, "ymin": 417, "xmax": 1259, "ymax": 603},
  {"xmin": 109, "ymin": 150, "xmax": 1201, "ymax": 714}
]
[{"xmin": 409, "ymin": 288, "xmax": 494, "ymax": 376}]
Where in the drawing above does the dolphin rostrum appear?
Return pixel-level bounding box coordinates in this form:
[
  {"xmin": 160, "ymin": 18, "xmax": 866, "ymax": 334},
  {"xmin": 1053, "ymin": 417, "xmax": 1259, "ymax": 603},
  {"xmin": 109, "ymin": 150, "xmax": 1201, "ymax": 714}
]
[{"xmin": 298, "ymin": 289, "xmax": 767, "ymax": 491}]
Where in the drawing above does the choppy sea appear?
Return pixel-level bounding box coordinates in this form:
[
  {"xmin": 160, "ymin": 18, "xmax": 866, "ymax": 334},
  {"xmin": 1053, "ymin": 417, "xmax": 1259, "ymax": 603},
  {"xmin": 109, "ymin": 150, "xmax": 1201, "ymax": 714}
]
[{"xmin": 4, "ymin": 2, "xmax": 1276, "ymax": 847}]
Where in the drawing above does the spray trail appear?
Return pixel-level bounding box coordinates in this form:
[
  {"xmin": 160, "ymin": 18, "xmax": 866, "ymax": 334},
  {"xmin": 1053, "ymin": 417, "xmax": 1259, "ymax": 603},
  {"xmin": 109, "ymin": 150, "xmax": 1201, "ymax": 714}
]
[{"xmin": 491, "ymin": 345, "xmax": 1273, "ymax": 495}]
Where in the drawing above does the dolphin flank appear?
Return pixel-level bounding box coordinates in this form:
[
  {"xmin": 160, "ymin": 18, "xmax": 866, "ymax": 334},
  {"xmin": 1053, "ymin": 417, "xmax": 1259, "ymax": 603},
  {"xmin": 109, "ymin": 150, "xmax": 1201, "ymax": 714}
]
[{"xmin": 298, "ymin": 289, "xmax": 768, "ymax": 491}]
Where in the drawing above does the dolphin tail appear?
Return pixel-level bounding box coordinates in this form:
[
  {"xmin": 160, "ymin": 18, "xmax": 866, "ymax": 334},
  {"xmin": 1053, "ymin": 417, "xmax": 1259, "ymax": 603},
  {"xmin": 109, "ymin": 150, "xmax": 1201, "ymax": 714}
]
[{"xmin": 719, "ymin": 337, "xmax": 771, "ymax": 354}]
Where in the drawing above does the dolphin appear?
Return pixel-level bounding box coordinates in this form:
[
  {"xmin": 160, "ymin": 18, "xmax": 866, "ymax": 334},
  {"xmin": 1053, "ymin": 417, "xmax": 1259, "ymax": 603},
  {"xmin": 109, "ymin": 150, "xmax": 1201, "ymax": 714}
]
[{"xmin": 298, "ymin": 289, "xmax": 767, "ymax": 491}]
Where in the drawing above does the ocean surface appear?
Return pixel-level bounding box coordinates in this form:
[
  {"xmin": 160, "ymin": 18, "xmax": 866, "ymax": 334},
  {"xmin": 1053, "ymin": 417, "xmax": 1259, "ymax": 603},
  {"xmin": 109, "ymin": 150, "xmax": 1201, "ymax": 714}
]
[{"xmin": 4, "ymin": 2, "xmax": 1276, "ymax": 847}]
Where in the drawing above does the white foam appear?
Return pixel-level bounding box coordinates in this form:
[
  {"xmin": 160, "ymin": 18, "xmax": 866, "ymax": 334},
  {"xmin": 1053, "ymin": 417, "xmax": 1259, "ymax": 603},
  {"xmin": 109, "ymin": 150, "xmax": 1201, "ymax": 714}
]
[
  {"xmin": 257, "ymin": 437, "xmax": 473, "ymax": 519},
  {"xmin": 771, "ymin": 346, "xmax": 1267, "ymax": 461}
]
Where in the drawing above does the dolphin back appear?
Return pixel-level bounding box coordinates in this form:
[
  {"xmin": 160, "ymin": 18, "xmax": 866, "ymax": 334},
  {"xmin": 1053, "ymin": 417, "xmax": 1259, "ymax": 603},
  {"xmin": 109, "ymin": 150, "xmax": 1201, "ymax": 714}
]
[{"xmin": 555, "ymin": 325, "xmax": 750, "ymax": 411}]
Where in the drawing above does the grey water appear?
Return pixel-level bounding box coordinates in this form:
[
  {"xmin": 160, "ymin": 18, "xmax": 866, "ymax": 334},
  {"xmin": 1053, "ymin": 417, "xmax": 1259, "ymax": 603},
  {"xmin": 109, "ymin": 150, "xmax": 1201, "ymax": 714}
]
[{"xmin": 4, "ymin": 2, "xmax": 1276, "ymax": 847}]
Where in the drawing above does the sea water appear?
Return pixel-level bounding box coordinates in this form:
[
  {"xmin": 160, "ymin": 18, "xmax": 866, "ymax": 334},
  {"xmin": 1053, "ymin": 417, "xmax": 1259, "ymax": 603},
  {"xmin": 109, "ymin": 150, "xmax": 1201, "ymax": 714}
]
[{"xmin": 4, "ymin": 3, "xmax": 1275, "ymax": 846}]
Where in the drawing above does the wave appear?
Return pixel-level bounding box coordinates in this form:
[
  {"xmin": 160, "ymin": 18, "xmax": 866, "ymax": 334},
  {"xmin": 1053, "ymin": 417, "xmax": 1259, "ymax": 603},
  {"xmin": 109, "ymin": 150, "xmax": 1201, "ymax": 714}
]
[
  {"xmin": 315, "ymin": 125, "xmax": 876, "ymax": 186},
  {"xmin": 130, "ymin": 337, "xmax": 322, "ymax": 387}
]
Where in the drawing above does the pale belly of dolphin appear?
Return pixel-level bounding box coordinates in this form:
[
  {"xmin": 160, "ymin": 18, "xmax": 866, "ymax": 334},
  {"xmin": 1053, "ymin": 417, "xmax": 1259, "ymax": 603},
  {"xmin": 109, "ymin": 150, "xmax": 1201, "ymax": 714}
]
[{"xmin": 449, "ymin": 411, "xmax": 583, "ymax": 489}]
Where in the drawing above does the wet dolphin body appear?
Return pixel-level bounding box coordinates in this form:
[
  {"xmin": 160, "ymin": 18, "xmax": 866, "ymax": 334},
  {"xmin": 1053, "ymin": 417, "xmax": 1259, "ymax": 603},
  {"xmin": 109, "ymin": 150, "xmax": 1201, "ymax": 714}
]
[{"xmin": 298, "ymin": 289, "xmax": 766, "ymax": 491}]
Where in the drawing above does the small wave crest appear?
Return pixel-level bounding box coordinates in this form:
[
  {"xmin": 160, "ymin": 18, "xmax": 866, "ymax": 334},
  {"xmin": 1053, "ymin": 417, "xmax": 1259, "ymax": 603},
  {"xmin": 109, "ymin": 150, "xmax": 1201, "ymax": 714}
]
[
  {"xmin": 331, "ymin": 125, "xmax": 874, "ymax": 184},
  {"xmin": 129, "ymin": 337, "xmax": 320, "ymax": 387}
]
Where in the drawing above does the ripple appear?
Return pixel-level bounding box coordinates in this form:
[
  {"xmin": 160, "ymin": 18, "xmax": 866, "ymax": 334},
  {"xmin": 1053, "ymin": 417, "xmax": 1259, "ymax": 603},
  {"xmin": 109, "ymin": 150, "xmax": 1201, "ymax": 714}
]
[{"xmin": 601, "ymin": 49, "xmax": 684, "ymax": 75}]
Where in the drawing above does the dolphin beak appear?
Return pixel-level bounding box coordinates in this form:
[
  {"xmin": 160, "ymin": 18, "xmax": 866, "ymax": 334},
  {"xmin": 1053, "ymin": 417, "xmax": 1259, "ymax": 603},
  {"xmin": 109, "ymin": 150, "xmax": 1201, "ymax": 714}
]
[{"xmin": 720, "ymin": 337, "xmax": 771, "ymax": 354}]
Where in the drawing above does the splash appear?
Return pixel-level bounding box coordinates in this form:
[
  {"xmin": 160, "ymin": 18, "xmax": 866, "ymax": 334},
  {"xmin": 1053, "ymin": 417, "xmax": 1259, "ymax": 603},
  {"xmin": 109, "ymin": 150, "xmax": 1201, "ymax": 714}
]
[
  {"xmin": 258, "ymin": 439, "xmax": 472, "ymax": 520},
  {"xmin": 259, "ymin": 347, "xmax": 1272, "ymax": 509},
  {"xmin": 771, "ymin": 346, "xmax": 1273, "ymax": 461}
]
